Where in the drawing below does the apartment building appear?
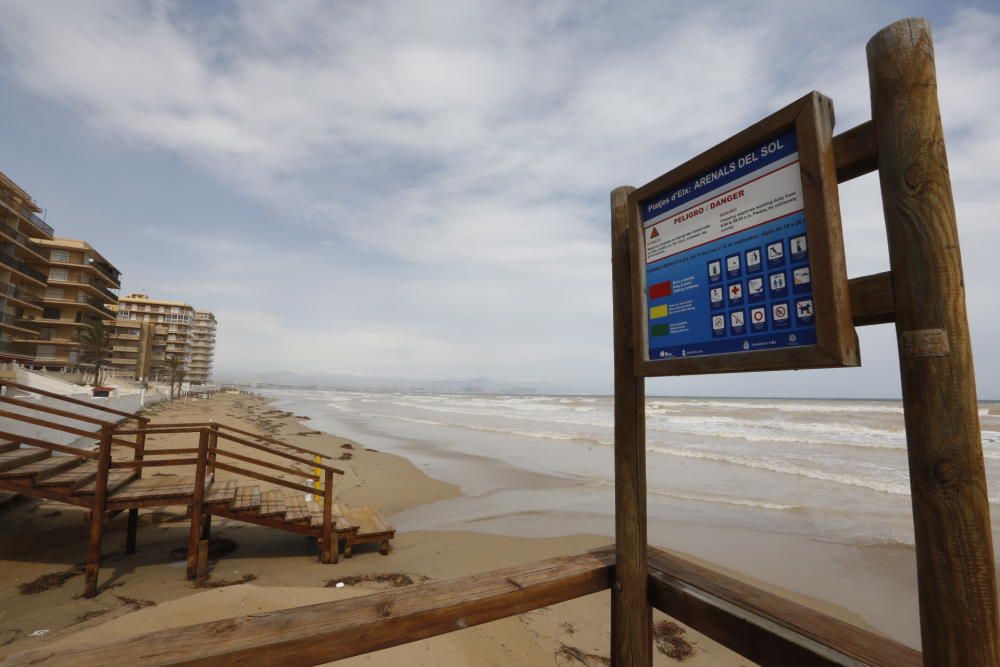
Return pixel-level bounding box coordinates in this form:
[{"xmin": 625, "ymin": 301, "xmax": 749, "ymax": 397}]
[
  {"xmin": 189, "ymin": 310, "xmax": 216, "ymax": 384},
  {"xmin": 111, "ymin": 293, "xmax": 195, "ymax": 382},
  {"xmin": 0, "ymin": 171, "xmax": 55, "ymax": 363},
  {"xmin": 21, "ymin": 238, "xmax": 120, "ymax": 372}
]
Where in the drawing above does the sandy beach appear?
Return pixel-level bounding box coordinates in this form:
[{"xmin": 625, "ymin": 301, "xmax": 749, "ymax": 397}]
[{"xmin": 0, "ymin": 392, "xmax": 891, "ymax": 665}]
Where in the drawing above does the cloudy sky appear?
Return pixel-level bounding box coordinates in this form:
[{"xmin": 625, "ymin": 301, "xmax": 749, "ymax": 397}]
[{"xmin": 0, "ymin": 1, "xmax": 997, "ymax": 397}]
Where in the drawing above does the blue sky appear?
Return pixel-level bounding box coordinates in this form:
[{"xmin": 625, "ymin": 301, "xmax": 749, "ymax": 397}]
[{"xmin": 0, "ymin": 1, "xmax": 998, "ymax": 397}]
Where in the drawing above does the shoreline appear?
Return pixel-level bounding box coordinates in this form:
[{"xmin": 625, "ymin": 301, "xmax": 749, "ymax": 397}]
[
  {"xmin": 0, "ymin": 392, "xmax": 896, "ymax": 664},
  {"xmin": 266, "ymin": 388, "xmax": 925, "ymax": 648}
]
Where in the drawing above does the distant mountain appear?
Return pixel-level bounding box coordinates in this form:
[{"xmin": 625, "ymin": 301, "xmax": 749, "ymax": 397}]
[{"xmin": 214, "ymin": 370, "xmax": 567, "ymax": 395}]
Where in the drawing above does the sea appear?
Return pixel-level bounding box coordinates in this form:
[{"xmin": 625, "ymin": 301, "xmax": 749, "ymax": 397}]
[
  {"xmin": 260, "ymin": 389, "xmax": 1000, "ymax": 645},
  {"xmin": 261, "ymin": 389, "xmax": 1000, "ymax": 550}
]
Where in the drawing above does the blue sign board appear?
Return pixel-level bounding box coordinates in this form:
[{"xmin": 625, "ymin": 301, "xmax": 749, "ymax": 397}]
[{"xmin": 640, "ymin": 129, "xmax": 816, "ymax": 361}]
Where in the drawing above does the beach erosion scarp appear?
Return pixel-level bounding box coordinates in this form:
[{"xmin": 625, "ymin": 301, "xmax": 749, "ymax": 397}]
[{"xmin": 0, "ymin": 390, "xmax": 762, "ymax": 666}]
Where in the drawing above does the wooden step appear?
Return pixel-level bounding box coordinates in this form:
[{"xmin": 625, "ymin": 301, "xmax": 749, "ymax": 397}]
[
  {"xmin": 0, "ymin": 446, "xmax": 50, "ymax": 473},
  {"xmin": 333, "ymin": 502, "xmax": 394, "ymax": 537},
  {"xmin": 257, "ymin": 489, "xmax": 286, "ymax": 518},
  {"xmin": 110, "ymin": 475, "xmax": 196, "ymax": 502},
  {"xmin": 36, "ymin": 461, "xmax": 97, "ymax": 489},
  {"xmin": 204, "ymin": 478, "xmax": 237, "ymax": 505},
  {"xmin": 230, "ymin": 485, "xmax": 260, "ymax": 512},
  {"xmin": 308, "ymin": 501, "xmax": 358, "ymax": 533},
  {"xmin": 284, "ymin": 495, "xmax": 310, "ymax": 524},
  {"xmin": 0, "ymin": 455, "xmax": 84, "ymax": 481},
  {"xmin": 0, "ymin": 441, "xmax": 19, "ymax": 454},
  {"xmin": 73, "ymin": 470, "xmax": 137, "ymax": 496}
]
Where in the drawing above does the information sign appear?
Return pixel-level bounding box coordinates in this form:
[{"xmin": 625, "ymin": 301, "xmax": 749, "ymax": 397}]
[{"xmin": 628, "ymin": 93, "xmax": 859, "ymax": 376}]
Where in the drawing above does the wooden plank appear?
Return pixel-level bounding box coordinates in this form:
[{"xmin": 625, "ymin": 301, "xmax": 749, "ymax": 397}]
[
  {"xmin": 284, "ymin": 494, "xmax": 310, "ymax": 524},
  {"xmin": 230, "ymin": 485, "xmax": 260, "ymax": 511},
  {"xmin": 36, "ymin": 461, "xmax": 97, "ymax": 488},
  {"xmin": 212, "ymin": 461, "xmax": 317, "ymax": 496},
  {"xmin": 73, "ymin": 469, "xmax": 136, "ymax": 496},
  {"xmin": 4, "ymin": 548, "xmax": 616, "ymax": 667},
  {"xmin": 109, "ymin": 476, "xmax": 196, "ymax": 502},
  {"xmin": 0, "ymin": 440, "xmax": 19, "ymax": 453},
  {"xmin": 0, "ymin": 446, "xmax": 49, "ymax": 472},
  {"xmin": 309, "ymin": 503, "xmax": 357, "ymax": 533},
  {"xmin": 0, "ymin": 395, "xmax": 116, "ymax": 426},
  {"xmin": 0, "ymin": 429, "xmax": 99, "ymax": 458},
  {"xmin": 258, "ymin": 489, "xmax": 286, "ymax": 517},
  {"xmin": 611, "ymin": 184, "xmax": 652, "ymax": 666},
  {"xmin": 204, "ymin": 479, "xmax": 237, "ymax": 504},
  {"xmin": 647, "ymin": 546, "xmax": 920, "ymax": 666},
  {"xmin": 0, "ymin": 454, "xmax": 82, "ymax": 479},
  {"xmin": 868, "ymin": 18, "xmax": 1000, "ymax": 665},
  {"xmin": 847, "ymin": 272, "xmax": 894, "ymax": 326},
  {"xmin": 832, "ymin": 120, "xmax": 877, "ymax": 183},
  {"xmin": 214, "ymin": 447, "xmax": 311, "ymax": 478}
]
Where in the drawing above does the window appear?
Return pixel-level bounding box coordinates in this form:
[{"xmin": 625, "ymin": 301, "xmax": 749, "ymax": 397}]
[
  {"xmin": 45, "ymin": 287, "xmax": 64, "ymax": 300},
  {"xmin": 42, "ymin": 308, "xmax": 60, "ymax": 320},
  {"xmin": 51, "ymin": 249, "xmax": 70, "ymax": 263},
  {"xmin": 49, "ymin": 267, "xmax": 68, "ymax": 282},
  {"xmin": 37, "ymin": 345, "xmax": 55, "ymax": 357}
]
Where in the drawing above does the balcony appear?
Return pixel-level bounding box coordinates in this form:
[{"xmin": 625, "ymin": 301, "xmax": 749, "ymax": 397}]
[
  {"xmin": 0, "ymin": 190, "xmax": 54, "ymax": 237},
  {"xmin": 87, "ymin": 258, "xmax": 120, "ymax": 286},
  {"xmin": 0, "ymin": 248, "xmax": 47, "ymax": 283},
  {"xmin": 65, "ymin": 276, "xmax": 119, "ymax": 304},
  {"xmin": 4, "ymin": 284, "xmax": 43, "ymax": 311}
]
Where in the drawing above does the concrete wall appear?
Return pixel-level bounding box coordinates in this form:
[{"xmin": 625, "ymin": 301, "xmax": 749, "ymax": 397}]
[{"xmin": 1, "ymin": 388, "xmax": 169, "ymax": 452}]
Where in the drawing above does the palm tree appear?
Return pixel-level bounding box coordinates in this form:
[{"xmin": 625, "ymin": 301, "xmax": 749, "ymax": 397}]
[
  {"xmin": 77, "ymin": 320, "xmax": 111, "ymax": 386},
  {"xmin": 165, "ymin": 355, "xmax": 185, "ymax": 400}
]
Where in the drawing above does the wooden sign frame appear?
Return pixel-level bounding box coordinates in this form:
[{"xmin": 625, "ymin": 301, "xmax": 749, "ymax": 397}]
[{"xmin": 628, "ymin": 92, "xmax": 859, "ymax": 377}]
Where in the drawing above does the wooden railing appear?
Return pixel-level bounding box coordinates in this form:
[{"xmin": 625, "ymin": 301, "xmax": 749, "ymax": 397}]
[
  {"xmin": 1, "ymin": 545, "xmax": 918, "ymax": 667},
  {"xmin": 0, "ymin": 380, "xmax": 345, "ymax": 592}
]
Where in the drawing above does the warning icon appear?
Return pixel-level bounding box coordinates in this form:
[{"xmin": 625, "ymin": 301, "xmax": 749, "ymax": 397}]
[
  {"xmin": 712, "ymin": 314, "xmax": 726, "ymax": 338},
  {"xmin": 727, "ymin": 282, "xmax": 744, "ymax": 306},
  {"xmin": 707, "ymin": 260, "xmax": 722, "ymax": 283},
  {"xmin": 790, "ymin": 234, "xmax": 808, "ymax": 261},
  {"xmin": 772, "ymin": 301, "xmax": 790, "ymax": 329},
  {"xmin": 730, "ymin": 310, "xmax": 746, "ymax": 335},
  {"xmin": 795, "ymin": 299, "xmax": 814, "ymax": 325},
  {"xmin": 650, "ymin": 228, "xmax": 660, "ymax": 238}
]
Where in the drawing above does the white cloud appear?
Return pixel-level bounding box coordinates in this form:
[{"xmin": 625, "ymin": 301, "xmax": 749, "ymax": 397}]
[{"xmin": 1, "ymin": 2, "xmax": 998, "ymax": 395}]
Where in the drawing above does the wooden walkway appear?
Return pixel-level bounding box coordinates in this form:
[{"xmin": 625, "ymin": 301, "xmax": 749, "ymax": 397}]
[{"xmin": 0, "ymin": 379, "xmax": 396, "ymax": 597}]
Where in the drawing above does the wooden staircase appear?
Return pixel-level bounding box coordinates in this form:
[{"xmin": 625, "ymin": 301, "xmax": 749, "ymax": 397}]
[{"xmin": 0, "ymin": 380, "xmax": 395, "ymax": 597}]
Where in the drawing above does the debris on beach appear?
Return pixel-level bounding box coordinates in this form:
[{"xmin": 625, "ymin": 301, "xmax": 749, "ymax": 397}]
[
  {"xmin": 116, "ymin": 594, "xmax": 156, "ymax": 610},
  {"xmin": 18, "ymin": 565, "xmax": 85, "ymax": 595},
  {"xmin": 653, "ymin": 620, "xmax": 695, "ymax": 660},
  {"xmin": 341, "ymin": 443, "xmax": 354, "ymax": 449},
  {"xmin": 554, "ymin": 643, "xmax": 611, "ymax": 666},
  {"xmin": 326, "ymin": 572, "xmax": 426, "ymax": 588},
  {"xmin": 193, "ymin": 573, "xmax": 257, "ymax": 589}
]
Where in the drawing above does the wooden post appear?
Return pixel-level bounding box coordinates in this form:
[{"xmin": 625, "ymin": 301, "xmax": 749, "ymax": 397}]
[
  {"xmin": 321, "ymin": 468, "xmax": 335, "ymax": 564},
  {"xmin": 186, "ymin": 428, "xmax": 209, "ymax": 580},
  {"xmin": 868, "ymin": 18, "xmax": 1000, "ymax": 666},
  {"xmin": 126, "ymin": 416, "xmax": 148, "ymax": 555},
  {"xmin": 84, "ymin": 425, "xmax": 113, "ymax": 597},
  {"xmin": 610, "ymin": 185, "xmax": 652, "ymax": 666},
  {"xmin": 208, "ymin": 422, "xmax": 219, "ymax": 476},
  {"xmin": 196, "ymin": 538, "xmax": 209, "ymax": 582}
]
